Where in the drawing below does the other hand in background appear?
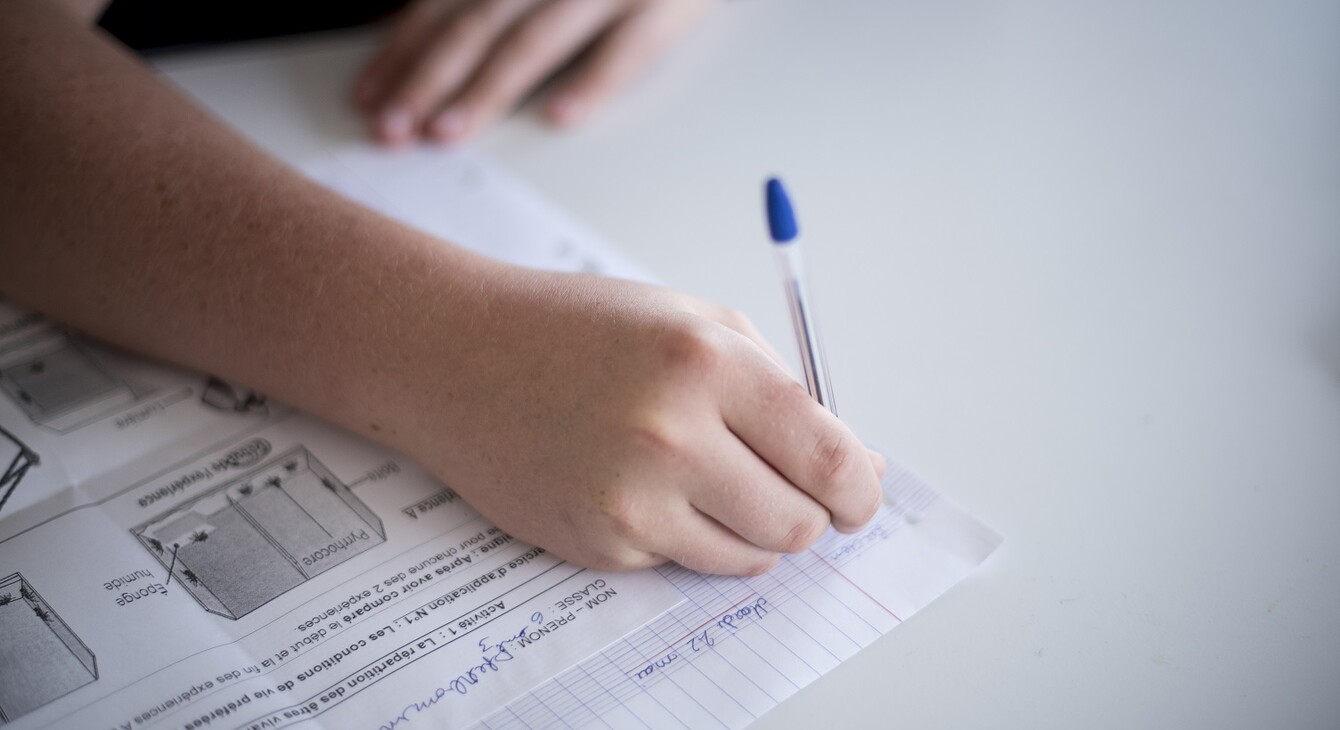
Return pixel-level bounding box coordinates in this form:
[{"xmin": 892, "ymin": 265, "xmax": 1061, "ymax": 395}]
[{"xmin": 352, "ymin": 0, "xmax": 712, "ymax": 145}]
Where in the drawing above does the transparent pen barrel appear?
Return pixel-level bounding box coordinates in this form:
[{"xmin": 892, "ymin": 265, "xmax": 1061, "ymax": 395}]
[{"xmin": 776, "ymin": 245, "xmax": 837, "ymax": 417}]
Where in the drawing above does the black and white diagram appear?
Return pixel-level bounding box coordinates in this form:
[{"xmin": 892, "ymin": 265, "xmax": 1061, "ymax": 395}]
[
  {"xmin": 0, "ymin": 573, "xmax": 97, "ymax": 725},
  {"xmin": 0, "ymin": 426, "xmax": 38, "ymax": 515},
  {"xmin": 0, "ymin": 331, "xmax": 157, "ymax": 433},
  {"xmin": 132, "ymin": 447, "xmax": 386, "ymax": 620}
]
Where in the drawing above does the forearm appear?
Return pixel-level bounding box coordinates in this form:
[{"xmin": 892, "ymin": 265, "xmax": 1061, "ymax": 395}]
[
  {"xmin": 0, "ymin": 0, "xmax": 486, "ymax": 447},
  {"xmin": 0, "ymin": 1, "xmax": 885, "ymax": 576}
]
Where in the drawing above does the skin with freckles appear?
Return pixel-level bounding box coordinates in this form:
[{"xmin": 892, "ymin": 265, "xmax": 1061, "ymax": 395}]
[
  {"xmin": 352, "ymin": 0, "xmax": 713, "ymax": 144},
  {"xmin": 0, "ymin": 0, "xmax": 883, "ymax": 576}
]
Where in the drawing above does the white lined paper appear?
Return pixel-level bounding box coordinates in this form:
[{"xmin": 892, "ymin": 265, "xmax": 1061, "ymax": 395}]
[{"xmin": 476, "ymin": 463, "xmax": 1000, "ymax": 729}]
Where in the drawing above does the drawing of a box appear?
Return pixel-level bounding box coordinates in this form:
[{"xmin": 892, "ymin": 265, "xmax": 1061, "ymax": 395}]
[
  {"xmin": 0, "ymin": 573, "xmax": 97, "ymax": 725},
  {"xmin": 132, "ymin": 448, "xmax": 385, "ymax": 620},
  {"xmin": 0, "ymin": 426, "xmax": 38, "ymax": 514},
  {"xmin": 0, "ymin": 336, "xmax": 153, "ymax": 433}
]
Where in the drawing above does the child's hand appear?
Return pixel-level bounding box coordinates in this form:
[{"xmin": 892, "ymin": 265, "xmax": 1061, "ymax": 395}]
[
  {"xmin": 352, "ymin": 0, "xmax": 712, "ymax": 145},
  {"xmin": 386, "ymin": 265, "xmax": 884, "ymax": 576},
  {"xmin": 3, "ymin": 0, "xmax": 870, "ymax": 578}
]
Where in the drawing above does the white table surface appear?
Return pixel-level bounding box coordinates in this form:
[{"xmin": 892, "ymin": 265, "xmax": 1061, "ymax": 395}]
[{"xmin": 154, "ymin": 1, "xmax": 1340, "ymax": 727}]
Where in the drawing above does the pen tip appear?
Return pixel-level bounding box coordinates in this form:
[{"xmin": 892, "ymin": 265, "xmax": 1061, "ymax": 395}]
[{"xmin": 765, "ymin": 177, "xmax": 798, "ymax": 243}]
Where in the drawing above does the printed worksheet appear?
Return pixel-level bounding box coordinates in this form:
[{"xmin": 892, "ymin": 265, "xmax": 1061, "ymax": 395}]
[
  {"xmin": 0, "ymin": 152, "xmax": 681, "ymax": 730},
  {"xmin": 0, "ymin": 148, "xmax": 1000, "ymax": 730}
]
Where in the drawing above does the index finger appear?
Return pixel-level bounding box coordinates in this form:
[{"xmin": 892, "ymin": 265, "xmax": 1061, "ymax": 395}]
[
  {"xmin": 353, "ymin": 0, "xmax": 461, "ymax": 110},
  {"xmin": 718, "ymin": 342, "xmax": 881, "ymax": 533}
]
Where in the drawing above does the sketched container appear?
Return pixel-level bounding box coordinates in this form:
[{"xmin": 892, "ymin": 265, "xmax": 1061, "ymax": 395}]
[
  {"xmin": 0, "ymin": 333, "xmax": 154, "ymax": 433},
  {"xmin": 0, "ymin": 573, "xmax": 97, "ymax": 725},
  {"xmin": 0, "ymin": 426, "xmax": 38, "ymax": 515},
  {"xmin": 132, "ymin": 447, "xmax": 386, "ymax": 620}
]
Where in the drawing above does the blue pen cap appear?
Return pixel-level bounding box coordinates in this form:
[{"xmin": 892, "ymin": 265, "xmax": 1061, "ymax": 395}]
[{"xmin": 765, "ymin": 177, "xmax": 799, "ymax": 243}]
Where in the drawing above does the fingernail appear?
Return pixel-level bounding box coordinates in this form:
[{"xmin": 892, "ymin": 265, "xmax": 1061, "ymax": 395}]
[
  {"xmin": 549, "ymin": 95, "xmax": 584, "ymax": 127},
  {"xmin": 378, "ymin": 108, "xmax": 413, "ymax": 143},
  {"xmin": 430, "ymin": 108, "xmax": 467, "ymax": 142}
]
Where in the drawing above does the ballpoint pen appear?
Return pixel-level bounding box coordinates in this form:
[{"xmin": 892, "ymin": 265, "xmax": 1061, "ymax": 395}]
[{"xmin": 765, "ymin": 177, "xmax": 837, "ymax": 417}]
